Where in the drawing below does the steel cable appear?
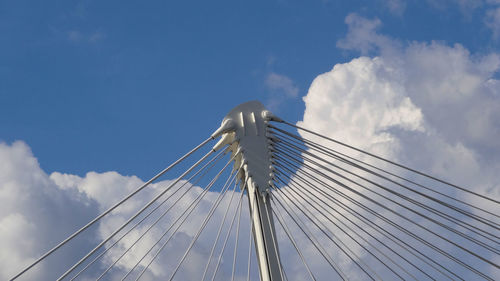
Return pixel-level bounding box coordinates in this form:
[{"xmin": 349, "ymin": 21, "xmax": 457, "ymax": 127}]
[
  {"xmin": 270, "ymin": 185, "xmax": 349, "ymax": 281},
  {"xmin": 275, "ymin": 122, "xmax": 500, "ymax": 205},
  {"xmin": 72, "ymin": 148, "xmax": 227, "ymax": 280},
  {"xmin": 133, "ymin": 155, "xmax": 238, "ymax": 281},
  {"xmin": 10, "ymin": 137, "xmax": 214, "ymax": 281},
  {"xmin": 273, "ymin": 141, "xmax": 500, "ymax": 259},
  {"xmin": 269, "ymin": 127, "xmax": 500, "ymax": 221},
  {"xmin": 274, "ymin": 173, "xmax": 409, "ymax": 281},
  {"xmin": 272, "ymin": 148, "xmax": 495, "ymax": 280},
  {"xmin": 271, "ymin": 203, "xmax": 317, "ymax": 281},
  {"xmin": 272, "ymin": 178, "xmax": 380, "ymax": 281},
  {"xmin": 201, "ymin": 180, "xmax": 241, "ymax": 281},
  {"xmin": 273, "ymin": 153, "xmax": 456, "ymax": 281},
  {"xmin": 57, "ymin": 147, "xmax": 217, "ymax": 281},
  {"xmin": 271, "ymin": 132, "xmax": 500, "ymax": 242},
  {"xmin": 210, "ymin": 191, "xmax": 246, "ymax": 281}
]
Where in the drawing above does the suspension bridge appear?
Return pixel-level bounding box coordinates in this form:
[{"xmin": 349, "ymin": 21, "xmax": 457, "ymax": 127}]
[{"xmin": 10, "ymin": 101, "xmax": 500, "ymax": 280}]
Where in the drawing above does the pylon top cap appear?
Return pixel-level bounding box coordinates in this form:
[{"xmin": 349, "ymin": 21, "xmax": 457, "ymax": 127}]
[{"xmin": 213, "ymin": 101, "xmax": 276, "ymax": 193}]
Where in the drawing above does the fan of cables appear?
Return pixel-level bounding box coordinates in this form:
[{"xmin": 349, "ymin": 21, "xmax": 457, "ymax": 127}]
[{"xmin": 10, "ymin": 119, "xmax": 500, "ymax": 281}]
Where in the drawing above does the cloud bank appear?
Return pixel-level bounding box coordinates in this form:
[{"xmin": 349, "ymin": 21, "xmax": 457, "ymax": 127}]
[
  {"xmin": 0, "ymin": 141, "xmax": 256, "ymax": 280},
  {"xmin": 2, "ymin": 12, "xmax": 500, "ymax": 281},
  {"xmin": 304, "ymin": 13, "xmax": 500, "ymax": 193},
  {"xmin": 294, "ymin": 13, "xmax": 500, "ymax": 279}
]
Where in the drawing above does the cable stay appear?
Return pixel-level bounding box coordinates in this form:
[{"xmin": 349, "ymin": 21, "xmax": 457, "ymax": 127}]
[
  {"xmin": 72, "ymin": 148, "xmax": 228, "ymax": 281},
  {"xmin": 10, "ymin": 136, "xmax": 214, "ymax": 281},
  {"xmin": 277, "ymin": 121, "xmax": 500, "ymax": 205},
  {"xmin": 274, "ymin": 154, "xmax": 458, "ymax": 280},
  {"xmin": 272, "ymin": 138, "xmax": 500, "ymax": 251},
  {"xmin": 11, "ymin": 101, "xmax": 499, "ymax": 281},
  {"xmin": 273, "ymin": 146, "xmax": 498, "ymax": 279}
]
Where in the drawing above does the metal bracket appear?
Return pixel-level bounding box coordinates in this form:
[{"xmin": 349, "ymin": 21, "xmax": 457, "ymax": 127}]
[
  {"xmin": 212, "ymin": 101, "xmax": 283, "ymax": 281},
  {"xmin": 212, "ymin": 100, "xmax": 278, "ymax": 196}
]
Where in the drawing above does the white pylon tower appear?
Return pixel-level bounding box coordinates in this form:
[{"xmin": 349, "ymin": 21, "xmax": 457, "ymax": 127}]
[{"xmin": 211, "ymin": 101, "xmax": 283, "ymax": 281}]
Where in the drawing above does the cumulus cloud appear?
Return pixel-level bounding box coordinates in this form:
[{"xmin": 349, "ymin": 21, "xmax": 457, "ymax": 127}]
[
  {"xmin": 3, "ymin": 12, "xmax": 500, "ymax": 281},
  {"xmin": 296, "ymin": 14, "xmax": 500, "ymax": 278},
  {"xmin": 307, "ymin": 14, "xmax": 500, "ymax": 189},
  {"xmin": 0, "ymin": 141, "xmax": 260, "ymax": 280},
  {"xmin": 0, "ymin": 141, "xmax": 99, "ymax": 280}
]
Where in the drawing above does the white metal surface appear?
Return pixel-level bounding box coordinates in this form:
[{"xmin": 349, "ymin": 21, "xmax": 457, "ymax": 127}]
[{"xmin": 213, "ymin": 101, "xmax": 283, "ymax": 281}]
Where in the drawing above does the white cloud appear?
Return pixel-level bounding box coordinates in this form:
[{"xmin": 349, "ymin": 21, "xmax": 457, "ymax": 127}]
[
  {"xmin": 0, "ymin": 141, "xmax": 262, "ymax": 280},
  {"xmin": 337, "ymin": 13, "xmax": 400, "ymax": 56},
  {"xmin": 296, "ymin": 14, "xmax": 500, "ymax": 279},
  {"xmin": 265, "ymin": 72, "xmax": 300, "ymax": 111},
  {"xmin": 266, "ymin": 72, "xmax": 299, "ymax": 98},
  {"xmin": 0, "ymin": 141, "xmax": 99, "ymax": 280},
  {"xmin": 486, "ymin": 7, "xmax": 500, "ymax": 39},
  {"xmin": 306, "ymin": 14, "xmax": 500, "ymax": 188},
  {"xmin": 3, "ymin": 12, "xmax": 500, "ymax": 280},
  {"xmin": 1, "ymin": 139, "xmax": 397, "ymax": 280},
  {"xmin": 67, "ymin": 30, "xmax": 83, "ymax": 42},
  {"xmin": 426, "ymin": 0, "xmax": 483, "ymax": 12},
  {"xmin": 383, "ymin": 1, "xmax": 500, "ymax": 40},
  {"xmin": 384, "ymin": 0, "xmax": 407, "ymax": 15},
  {"xmin": 67, "ymin": 30, "xmax": 106, "ymax": 43},
  {"xmin": 301, "ymin": 56, "xmax": 424, "ymax": 158},
  {"xmin": 425, "ymin": 0, "xmax": 500, "ymax": 39},
  {"xmin": 89, "ymin": 31, "xmax": 106, "ymax": 43}
]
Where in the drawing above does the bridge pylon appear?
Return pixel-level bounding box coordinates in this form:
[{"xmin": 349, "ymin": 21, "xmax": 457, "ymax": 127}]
[{"xmin": 212, "ymin": 101, "xmax": 283, "ymax": 281}]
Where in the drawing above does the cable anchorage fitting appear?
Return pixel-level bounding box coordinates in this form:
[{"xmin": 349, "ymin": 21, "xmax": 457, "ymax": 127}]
[{"xmin": 213, "ymin": 101, "xmax": 280, "ymax": 195}]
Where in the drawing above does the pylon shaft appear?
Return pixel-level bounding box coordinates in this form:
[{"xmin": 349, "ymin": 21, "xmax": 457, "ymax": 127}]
[{"xmin": 247, "ymin": 178, "xmax": 282, "ymax": 281}]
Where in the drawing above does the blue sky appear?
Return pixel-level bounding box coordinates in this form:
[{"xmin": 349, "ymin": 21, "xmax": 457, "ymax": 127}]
[
  {"xmin": 2, "ymin": 0, "xmax": 499, "ymax": 180},
  {"xmin": 2, "ymin": 1, "xmax": 500, "ymax": 280}
]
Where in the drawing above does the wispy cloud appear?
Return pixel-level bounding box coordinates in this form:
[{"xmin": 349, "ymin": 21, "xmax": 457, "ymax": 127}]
[
  {"xmin": 336, "ymin": 13, "xmax": 400, "ymax": 55},
  {"xmin": 486, "ymin": 6, "xmax": 500, "ymax": 39},
  {"xmin": 385, "ymin": 0, "xmax": 407, "ymax": 16},
  {"xmin": 67, "ymin": 30, "xmax": 106, "ymax": 43},
  {"xmin": 266, "ymin": 72, "xmax": 299, "ymax": 98},
  {"xmin": 264, "ymin": 72, "xmax": 300, "ymax": 111}
]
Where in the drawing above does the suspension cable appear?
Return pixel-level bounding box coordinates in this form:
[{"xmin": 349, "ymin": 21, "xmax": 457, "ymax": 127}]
[
  {"xmin": 270, "ymin": 185, "xmax": 349, "ymax": 281},
  {"xmin": 73, "ymin": 148, "xmax": 227, "ymax": 280},
  {"xmin": 131, "ymin": 155, "xmax": 238, "ymax": 281},
  {"xmin": 272, "ymin": 137, "xmax": 500, "ymax": 255},
  {"xmin": 274, "ymin": 174, "xmax": 408, "ymax": 281},
  {"xmin": 10, "ymin": 137, "xmax": 214, "ymax": 281},
  {"xmin": 270, "ymin": 126, "xmax": 500, "ymax": 220},
  {"xmin": 168, "ymin": 170, "xmax": 242, "ymax": 280},
  {"xmin": 272, "ymin": 147, "xmax": 496, "ymax": 280},
  {"xmin": 271, "ymin": 203, "xmax": 317, "ymax": 281},
  {"xmin": 247, "ymin": 201, "xmax": 254, "ymax": 281},
  {"xmin": 272, "ymin": 132, "xmax": 500, "ymax": 236},
  {"xmin": 262, "ymin": 192, "xmax": 287, "ymax": 281},
  {"xmin": 277, "ymin": 142, "xmax": 500, "ymax": 261},
  {"xmin": 275, "ymin": 169, "xmax": 418, "ymax": 281},
  {"xmin": 210, "ymin": 191, "xmax": 246, "ymax": 281},
  {"xmin": 272, "ymin": 180, "xmax": 380, "ymax": 281},
  {"xmin": 57, "ymin": 148, "xmax": 216, "ymax": 281},
  {"xmin": 201, "ymin": 180, "xmax": 241, "ymax": 281},
  {"xmin": 231, "ymin": 189, "xmax": 244, "ymax": 281},
  {"xmin": 273, "ymin": 153, "xmax": 457, "ymax": 280},
  {"xmin": 275, "ymin": 122, "xmax": 500, "ymax": 205}
]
